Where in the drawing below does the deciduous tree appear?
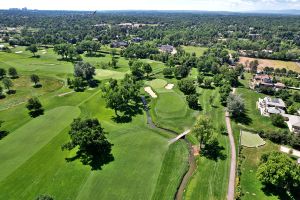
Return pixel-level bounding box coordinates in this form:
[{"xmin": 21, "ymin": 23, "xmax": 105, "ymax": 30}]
[
  {"xmin": 26, "ymin": 44, "xmax": 38, "ymax": 56},
  {"xmin": 26, "ymin": 97, "xmax": 44, "ymax": 117},
  {"xmin": 62, "ymin": 118, "xmax": 113, "ymax": 169}
]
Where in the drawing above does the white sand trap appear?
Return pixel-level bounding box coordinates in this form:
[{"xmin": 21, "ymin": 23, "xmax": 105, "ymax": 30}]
[
  {"xmin": 144, "ymin": 87, "xmax": 157, "ymax": 98},
  {"xmin": 15, "ymin": 51, "xmax": 23, "ymax": 54},
  {"xmin": 58, "ymin": 91, "xmax": 75, "ymax": 97},
  {"xmin": 165, "ymin": 83, "xmax": 174, "ymax": 90},
  {"xmin": 42, "ymin": 52, "xmax": 47, "ymax": 54}
]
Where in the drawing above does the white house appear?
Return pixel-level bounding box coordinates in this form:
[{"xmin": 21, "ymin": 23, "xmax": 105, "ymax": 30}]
[{"xmin": 257, "ymin": 97, "xmax": 286, "ymax": 116}]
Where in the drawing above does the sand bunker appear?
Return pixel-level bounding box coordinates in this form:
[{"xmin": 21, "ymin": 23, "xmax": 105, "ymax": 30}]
[
  {"xmin": 15, "ymin": 51, "xmax": 23, "ymax": 54},
  {"xmin": 58, "ymin": 91, "xmax": 75, "ymax": 97},
  {"xmin": 144, "ymin": 87, "xmax": 157, "ymax": 98},
  {"xmin": 165, "ymin": 83, "xmax": 174, "ymax": 90}
]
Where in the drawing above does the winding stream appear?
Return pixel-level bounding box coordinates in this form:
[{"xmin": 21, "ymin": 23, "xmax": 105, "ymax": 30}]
[{"xmin": 141, "ymin": 96, "xmax": 196, "ymax": 200}]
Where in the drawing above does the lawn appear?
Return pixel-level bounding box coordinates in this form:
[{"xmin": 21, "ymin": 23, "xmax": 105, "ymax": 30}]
[
  {"xmin": 184, "ymin": 87, "xmax": 230, "ymax": 200},
  {"xmin": 0, "ymin": 106, "xmax": 81, "ymax": 182},
  {"xmin": 0, "ymin": 47, "xmax": 189, "ymax": 200},
  {"xmin": 182, "ymin": 46, "xmax": 208, "ymax": 57}
]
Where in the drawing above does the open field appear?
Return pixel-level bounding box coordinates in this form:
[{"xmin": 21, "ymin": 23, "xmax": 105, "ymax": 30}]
[
  {"xmin": 184, "ymin": 87, "xmax": 230, "ymax": 200},
  {"xmin": 239, "ymin": 57, "xmax": 300, "ymax": 73},
  {"xmin": 0, "ymin": 46, "xmax": 189, "ymax": 199},
  {"xmin": 182, "ymin": 46, "xmax": 208, "ymax": 57}
]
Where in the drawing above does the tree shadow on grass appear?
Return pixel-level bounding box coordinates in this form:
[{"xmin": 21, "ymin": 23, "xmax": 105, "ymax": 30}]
[
  {"xmin": 0, "ymin": 130, "xmax": 9, "ymax": 140},
  {"xmin": 66, "ymin": 147, "xmax": 114, "ymax": 170},
  {"xmin": 112, "ymin": 104, "xmax": 143, "ymax": 123},
  {"xmin": 261, "ymin": 184, "xmax": 300, "ymax": 200},
  {"xmin": 29, "ymin": 109, "xmax": 44, "ymax": 118},
  {"xmin": 232, "ymin": 111, "xmax": 252, "ymax": 126},
  {"xmin": 201, "ymin": 138, "xmax": 227, "ymax": 161},
  {"xmin": 7, "ymin": 90, "xmax": 16, "ymax": 95}
]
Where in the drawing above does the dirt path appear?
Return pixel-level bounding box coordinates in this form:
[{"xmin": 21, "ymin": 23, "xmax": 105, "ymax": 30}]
[
  {"xmin": 141, "ymin": 96, "xmax": 196, "ymax": 200},
  {"xmin": 226, "ymin": 88, "xmax": 237, "ymax": 200}
]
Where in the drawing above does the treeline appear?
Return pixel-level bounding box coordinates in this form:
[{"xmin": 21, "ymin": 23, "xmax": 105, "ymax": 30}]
[{"xmin": 1, "ymin": 10, "xmax": 300, "ymax": 61}]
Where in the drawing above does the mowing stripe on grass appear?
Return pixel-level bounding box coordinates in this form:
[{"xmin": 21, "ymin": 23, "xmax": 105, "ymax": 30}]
[{"xmin": 0, "ymin": 106, "xmax": 80, "ymax": 182}]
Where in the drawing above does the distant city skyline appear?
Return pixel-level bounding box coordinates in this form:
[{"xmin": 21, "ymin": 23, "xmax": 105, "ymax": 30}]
[{"xmin": 1, "ymin": 0, "xmax": 300, "ymax": 11}]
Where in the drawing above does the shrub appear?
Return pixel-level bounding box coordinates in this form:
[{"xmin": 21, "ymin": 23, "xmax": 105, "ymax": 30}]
[{"xmin": 270, "ymin": 114, "xmax": 286, "ymax": 128}]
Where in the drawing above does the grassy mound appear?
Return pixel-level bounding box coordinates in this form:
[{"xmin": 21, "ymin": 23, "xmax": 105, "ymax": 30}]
[
  {"xmin": 154, "ymin": 90, "xmax": 187, "ymax": 119},
  {"xmin": 241, "ymin": 131, "xmax": 266, "ymax": 148},
  {"xmin": 150, "ymin": 88, "xmax": 198, "ymax": 133}
]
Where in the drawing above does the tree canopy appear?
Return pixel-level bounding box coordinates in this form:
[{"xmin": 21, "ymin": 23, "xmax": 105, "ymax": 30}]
[{"xmin": 62, "ymin": 118, "xmax": 113, "ymax": 170}]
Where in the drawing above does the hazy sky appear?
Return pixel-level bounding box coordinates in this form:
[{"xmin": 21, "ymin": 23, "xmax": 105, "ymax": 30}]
[{"xmin": 1, "ymin": 0, "xmax": 300, "ymax": 11}]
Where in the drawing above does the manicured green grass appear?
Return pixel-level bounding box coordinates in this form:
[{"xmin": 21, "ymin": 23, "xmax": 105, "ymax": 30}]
[
  {"xmin": 241, "ymin": 131, "xmax": 266, "ymax": 148},
  {"xmin": 0, "ymin": 47, "xmax": 73, "ymax": 78},
  {"xmin": 146, "ymin": 79, "xmax": 167, "ymax": 89},
  {"xmin": 152, "ymin": 140, "xmax": 189, "ymax": 200},
  {"xmin": 0, "ymin": 106, "xmax": 81, "ymax": 182},
  {"xmin": 240, "ymin": 142, "xmax": 279, "ymax": 200},
  {"xmin": 182, "ymin": 46, "xmax": 208, "ymax": 57},
  {"xmin": 0, "ymin": 48, "xmax": 189, "ymax": 200},
  {"xmin": 184, "ymin": 87, "xmax": 230, "ymax": 200},
  {"xmin": 150, "ymin": 88, "xmax": 198, "ymax": 132},
  {"xmin": 94, "ymin": 69, "xmax": 127, "ymax": 80}
]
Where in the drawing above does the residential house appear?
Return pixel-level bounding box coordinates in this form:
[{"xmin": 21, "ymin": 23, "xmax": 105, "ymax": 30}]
[
  {"xmin": 159, "ymin": 45, "xmax": 175, "ymax": 54},
  {"xmin": 282, "ymin": 114, "xmax": 300, "ymax": 134},
  {"xmin": 111, "ymin": 41, "xmax": 128, "ymax": 48},
  {"xmin": 131, "ymin": 37, "xmax": 142, "ymax": 43},
  {"xmin": 257, "ymin": 97, "xmax": 300, "ymax": 134},
  {"xmin": 257, "ymin": 97, "xmax": 286, "ymax": 116},
  {"xmin": 250, "ymin": 74, "xmax": 285, "ymax": 90}
]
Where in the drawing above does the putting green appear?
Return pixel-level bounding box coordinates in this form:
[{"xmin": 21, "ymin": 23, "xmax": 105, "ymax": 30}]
[
  {"xmin": 147, "ymin": 79, "xmax": 167, "ymax": 89},
  {"xmin": 94, "ymin": 69, "xmax": 126, "ymax": 80},
  {"xmin": 155, "ymin": 90, "xmax": 187, "ymax": 119},
  {"xmin": 0, "ymin": 106, "xmax": 80, "ymax": 182},
  {"xmin": 241, "ymin": 131, "xmax": 266, "ymax": 148}
]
